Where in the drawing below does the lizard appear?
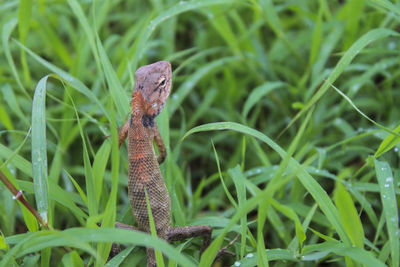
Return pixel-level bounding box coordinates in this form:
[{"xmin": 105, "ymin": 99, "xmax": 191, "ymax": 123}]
[{"xmin": 115, "ymin": 61, "xmax": 233, "ymax": 266}]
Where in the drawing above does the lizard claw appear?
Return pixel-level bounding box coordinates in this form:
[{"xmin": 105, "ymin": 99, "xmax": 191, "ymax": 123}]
[{"xmin": 214, "ymin": 233, "xmax": 240, "ymax": 261}]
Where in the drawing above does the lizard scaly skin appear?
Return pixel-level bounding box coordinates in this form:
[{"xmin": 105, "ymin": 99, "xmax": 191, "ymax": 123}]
[{"xmin": 117, "ymin": 61, "xmax": 232, "ymax": 266}]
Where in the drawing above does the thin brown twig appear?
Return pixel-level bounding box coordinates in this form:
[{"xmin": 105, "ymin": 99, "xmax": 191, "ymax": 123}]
[{"xmin": 0, "ymin": 170, "xmax": 51, "ymax": 230}]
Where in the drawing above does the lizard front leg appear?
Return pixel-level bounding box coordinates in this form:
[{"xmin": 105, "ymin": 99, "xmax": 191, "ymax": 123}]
[
  {"xmin": 118, "ymin": 119, "xmax": 130, "ymax": 148},
  {"xmin": 153, "ymin": 124, "xmax": 166, "ymax": 164},
  {"xmin": 167, "ymin": 226, "xmax": 236, "ymax": 261}
]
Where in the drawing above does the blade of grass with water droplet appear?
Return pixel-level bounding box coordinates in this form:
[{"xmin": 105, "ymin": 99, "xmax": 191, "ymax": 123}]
[
  {"xmin": 374, "ymin": 159, "xmax": 399, "ymax": 267},
  {"xmin": 31, "ymin": 75, "xmax": 50, "ymax": 224}
]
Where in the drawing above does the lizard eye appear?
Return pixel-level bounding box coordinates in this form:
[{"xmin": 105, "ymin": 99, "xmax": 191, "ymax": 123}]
[{"xmin": 159, "ymin": 77, "xmax": 166, "ymax": 87}]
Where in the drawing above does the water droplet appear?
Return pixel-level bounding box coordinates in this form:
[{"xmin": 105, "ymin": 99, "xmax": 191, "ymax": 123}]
[
  {"xmin": 395, "ymin": 147, "xmax": 399, "ymax": 152},
  {"xmin": 255, "ymin": 168, "xmax": 261, "ymax": 174},
  {"xmin": 356, "ymin": 49, "xmax": 360, "ymax": 54},
  {"xmin": 234, "ymin": 261, "xmax": 241, "ymax": 266},
  {"xmin": 381, "ymin": 167, "xmax": 386, "ymax": 171},
  {"xmin": 388, "ymin": 41, "xmax": 396, "ymax": 50},
  {"xmin": 246, "ymin": 253, "xmax": 254, "ymax": 258},
  {"xmin": 172, "ymin": 94, "xmax": 178, "ymax": 99},
  {"xmin": 386, "ymin": 177, "xmax": 393, "ymax": 182},
  {"xmin": 315, "ymin": 169, "xmax": 320, "ymax": 173},
  {"xmin": 351, "ymin": 84, "xmax": 360, "ymax": 92},
  {"xmin": 385, "ymin": 184, "xmax": 389, "ymax": 188}
]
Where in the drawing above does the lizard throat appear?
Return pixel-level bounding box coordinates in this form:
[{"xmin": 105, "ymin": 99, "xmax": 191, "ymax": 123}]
[{"xmin": 142, "ymin": 114, "xmax": 155, "ymax": 127}]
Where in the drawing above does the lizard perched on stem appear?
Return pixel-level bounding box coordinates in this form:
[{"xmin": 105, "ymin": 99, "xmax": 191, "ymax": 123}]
[{"xmin": 115, "ymin": 61, "xmax": 232, "ymax": 266}]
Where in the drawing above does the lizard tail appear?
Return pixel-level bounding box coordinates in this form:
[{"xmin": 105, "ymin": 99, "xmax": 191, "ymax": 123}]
[{"xmin": 146, "ymin": 248, "xmax": 157, "ymax": 267}]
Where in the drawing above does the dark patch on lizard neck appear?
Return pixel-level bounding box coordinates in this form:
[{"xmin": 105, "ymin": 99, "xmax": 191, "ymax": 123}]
[{"xmin": 142, "ymin": 114, "xmax": 155, "ymax": 127}]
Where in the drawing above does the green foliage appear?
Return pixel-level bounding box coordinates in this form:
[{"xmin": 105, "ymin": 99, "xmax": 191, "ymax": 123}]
[{"xmin": 0, "ymin": 0, "xmax": 399, "ymax": 266}]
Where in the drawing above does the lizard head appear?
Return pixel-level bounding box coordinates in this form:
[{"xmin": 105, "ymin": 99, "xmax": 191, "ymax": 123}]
[{"xmin": 133, "ymin": 61, "xmax": 172, "ymax": 118}]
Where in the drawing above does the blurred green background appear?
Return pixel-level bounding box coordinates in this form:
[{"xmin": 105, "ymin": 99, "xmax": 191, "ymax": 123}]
[{"xmin": 0, "ymin": 0, "xmax": 400, "ymax": 266}]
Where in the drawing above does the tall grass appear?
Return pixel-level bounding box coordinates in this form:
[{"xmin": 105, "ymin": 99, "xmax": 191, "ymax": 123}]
[{"xmin": 0, "ymin": 0, "xmax": 399, "ymax": 266}]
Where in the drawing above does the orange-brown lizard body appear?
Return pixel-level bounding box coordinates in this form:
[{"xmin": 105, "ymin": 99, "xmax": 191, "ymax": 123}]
[{"xmin": 117, "ymin": 61, "xmax": 217, "ymax": 266}]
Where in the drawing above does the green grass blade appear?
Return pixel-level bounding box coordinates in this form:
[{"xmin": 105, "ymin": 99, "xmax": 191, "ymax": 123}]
[
  {"xmin": 2, "ymin": 18, "xmax": 29, "ymax": 98},
  {"xmin": 61, "ymin": 250, "xmax": 84, "ymax": 267},
  {"xmin": 145, "ymin": 187, "xmax": 165, "ymax": 267},
  {"xmin": 228, "ymin": 165, "xmax": 247, "ymax": 259},
  {"xmin": 375, "ymin": 124, "xmax": 400, "ymax": 158},
  {"xmin": 369, "ymin": 0, "xmax": 400, "ymax": 17},
  {"xmin": 213, "ymin": 141, "xmax": 237, "ymax": 209},
  {"xmin": 242, "ymin": 82, "xmax": 285, "ymax": 119},
  {"xmin": 334, "ymin": 182, "xmax": 364, "ymax": 248},
  {"xmin": 31, "ymin": 76, "xmax": 51, "ymax": 224},
  {"xmin": 302, "ymin": 241, "xmax": 386, "ymax": 267},
  {"xmin": 65, "ymin": 89, "xmax": 98, "ymax": 217},
  {"xmin": 92, "ymin": 141, "xmax": 111, "ymax": 205},
  {"xmin": 95, "ymin": 33, "xmax": 129, "ymax": 120},
  {"xmin": 374, "ymin": 159, "xmax": 399, "ymax": 267},
  {"xmin": 15, "ymin": 41, "xmax": 110, "ymax": 120},
  {"xmin": 169, "ymin": 56, "xmax": 239, "ymax": 115},
  {"xmin": 3, "ymin": 228, "xmax": 196, "ymax": 267},
  {"xmin": 17, "ymin": 0, "xmax": 33, "ymax": 84},
  {"xmin": 329, "ymin": 82, "xmax": 400, "ymax": 139}
]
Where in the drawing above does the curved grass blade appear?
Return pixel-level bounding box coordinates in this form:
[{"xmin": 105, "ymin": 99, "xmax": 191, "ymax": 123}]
[
  {"xmin": 2, "ymin": 228, "xmax": 196, "ymax": 267},
  {"xmin": 280, "ymin": 28, "xmax": 399, "ymax": 136},
  {"xmin": 2, "ymin": 18, "xmax": 29, "ymax": 98},
  {"xmin": 375, "ymin": 123, "xmax": 400, "ymax": 158},
  {"xmin": 329, "ymin": 81, "xmax": 400, "ymax": 139},
  {"xmin": 242, "ymin": 82, "xmax": 285, "ymax": 118},
  {"xmin": 15, "ymin": 41, "xmax": 110, "ymax": 120},
  {"xmin": 31, "ymin": 75, "xmax": 51, "ymax": 224},
  {"xmin": 302, "ymin": 241, "xmax": 386, "ymax": 267},
  {"xmin": 182, "ymin": 122, "xmax": 350, "ymax": 265}
]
